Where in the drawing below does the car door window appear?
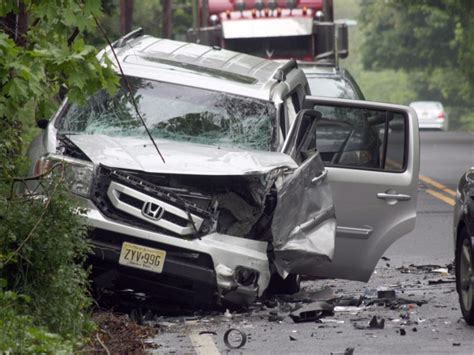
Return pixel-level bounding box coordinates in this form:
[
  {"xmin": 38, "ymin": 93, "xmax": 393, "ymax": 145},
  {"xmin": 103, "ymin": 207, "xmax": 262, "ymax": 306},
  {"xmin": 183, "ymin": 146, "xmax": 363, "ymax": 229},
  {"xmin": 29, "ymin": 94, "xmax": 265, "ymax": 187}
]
[{"xmin": 313, "ymin": 105, "xmax": 407, "ymax": 172}]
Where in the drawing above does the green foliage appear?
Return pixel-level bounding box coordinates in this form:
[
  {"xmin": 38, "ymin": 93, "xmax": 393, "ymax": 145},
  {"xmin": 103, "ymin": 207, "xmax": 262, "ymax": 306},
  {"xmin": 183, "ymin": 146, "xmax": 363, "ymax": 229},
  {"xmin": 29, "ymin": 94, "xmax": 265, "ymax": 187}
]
[
  {"xmin": 86, "ymin": 0, "xmax": 193, "ymax": 47},
  {"xmin": 0, "ymin": 0, "xmax": 119, "ymax": 180},
  {"xmin": 0, "ymin": 290, "xmax": 73, "ymax": 353},
  {"xmin": 0, "ymin": 0, "xmax": 119, "ymax": 351},
  {"xmin": 0, "ymin": 177, "xmax": 95, "ymax": 350},
  {"xmin": 357, "ymin": 0, "xmax": 474, "ymax": 130}
]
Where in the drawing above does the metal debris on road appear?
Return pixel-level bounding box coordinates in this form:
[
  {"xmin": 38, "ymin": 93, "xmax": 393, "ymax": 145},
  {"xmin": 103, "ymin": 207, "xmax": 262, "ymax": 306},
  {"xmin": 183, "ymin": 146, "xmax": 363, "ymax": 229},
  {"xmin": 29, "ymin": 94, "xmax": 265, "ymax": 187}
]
[
  {"xmin": 353, "ymin": 315, "xmax": 385, "ymax": 330},
  {"xmin": 331, "ymin": 347, "xmax": 355, "ymax": 355},
  {"xmin": 198, "ymin": 331, "xmax": 217, "ymax": 335},
  {"xmin": 427, "ymin": 278, "xmax": 456, "ymax": 285},
  {"xmin": 368, "ymin": 316, "xmax": 385, "ymax": 329},
  {"xmin": 289, "ymin": 301, "xmax": 334, "ymax": 323}
]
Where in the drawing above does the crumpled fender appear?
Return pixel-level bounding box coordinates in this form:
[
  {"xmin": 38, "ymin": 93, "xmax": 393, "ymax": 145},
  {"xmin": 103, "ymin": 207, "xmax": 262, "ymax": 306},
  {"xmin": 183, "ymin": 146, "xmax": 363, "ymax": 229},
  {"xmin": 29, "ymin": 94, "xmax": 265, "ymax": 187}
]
[{"xmin": 271, "ymin": 153, "xmax": 336, "ymax": 277}]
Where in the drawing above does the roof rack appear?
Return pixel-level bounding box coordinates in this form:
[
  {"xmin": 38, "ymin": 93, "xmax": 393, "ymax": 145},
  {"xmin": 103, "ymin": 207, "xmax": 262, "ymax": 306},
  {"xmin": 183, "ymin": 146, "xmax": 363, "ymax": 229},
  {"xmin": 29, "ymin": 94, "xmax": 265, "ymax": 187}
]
[
  {"xmin": 273, "ymin": 59, "xmax": 298, "ymax": 82},
  {"xmin": 113, "ymin": 27, "xmax": 144, "ymax": 48}
]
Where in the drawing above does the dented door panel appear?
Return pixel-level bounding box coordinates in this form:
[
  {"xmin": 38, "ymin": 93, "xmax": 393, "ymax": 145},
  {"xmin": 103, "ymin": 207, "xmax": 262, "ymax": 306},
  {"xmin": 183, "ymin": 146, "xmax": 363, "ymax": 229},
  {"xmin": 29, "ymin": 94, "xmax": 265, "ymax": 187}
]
[{"xmin": 271, "ymin": 153, "xmax": 336, "ymax": 277}]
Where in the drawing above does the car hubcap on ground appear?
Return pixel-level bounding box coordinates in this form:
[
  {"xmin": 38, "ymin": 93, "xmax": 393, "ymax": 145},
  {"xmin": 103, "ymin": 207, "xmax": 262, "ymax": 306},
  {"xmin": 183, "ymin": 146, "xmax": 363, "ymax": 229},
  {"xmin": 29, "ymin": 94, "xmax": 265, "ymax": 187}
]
[{"xmin": 460, "ymin": 239, "xmax": 474, "ymax": 311}]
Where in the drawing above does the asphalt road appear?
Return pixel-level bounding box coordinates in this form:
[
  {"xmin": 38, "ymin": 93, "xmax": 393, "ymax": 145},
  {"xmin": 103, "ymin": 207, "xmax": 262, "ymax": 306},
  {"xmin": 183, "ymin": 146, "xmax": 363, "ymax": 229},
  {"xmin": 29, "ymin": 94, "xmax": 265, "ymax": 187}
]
[
  {"xmin": 150, "ymin": 131, "xmax": 474, "ymax": 354},
  {"xmin": 387, "ymin": 131, "xmax": 474, "ymax": 266}
]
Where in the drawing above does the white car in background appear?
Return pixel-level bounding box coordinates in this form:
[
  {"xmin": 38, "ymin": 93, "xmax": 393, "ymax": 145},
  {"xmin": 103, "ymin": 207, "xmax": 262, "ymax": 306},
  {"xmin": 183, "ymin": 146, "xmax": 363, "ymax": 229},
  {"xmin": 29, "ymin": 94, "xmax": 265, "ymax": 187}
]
[{"xmin": 409, "ymin": 101, "xmax": 448, "ymax": 131}]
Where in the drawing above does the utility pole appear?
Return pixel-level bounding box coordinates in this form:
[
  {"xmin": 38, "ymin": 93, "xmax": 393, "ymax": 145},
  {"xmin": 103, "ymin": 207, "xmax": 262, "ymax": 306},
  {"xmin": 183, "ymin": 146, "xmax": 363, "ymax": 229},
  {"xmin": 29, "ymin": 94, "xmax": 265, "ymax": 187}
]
[
  {"xmin": 120, "ymin": 0, "xmax": 134, "ymax": 34},
  {"xmin": 162, "ymin": 0, "xmax": 172, "ymax": 38},
  {"xmin": 201, "ymin": 0, "xmax": 209, "ymax": 27},
  {"xmin": 192, "ymin": 0, "xmax": 199, "ymax": 30}
]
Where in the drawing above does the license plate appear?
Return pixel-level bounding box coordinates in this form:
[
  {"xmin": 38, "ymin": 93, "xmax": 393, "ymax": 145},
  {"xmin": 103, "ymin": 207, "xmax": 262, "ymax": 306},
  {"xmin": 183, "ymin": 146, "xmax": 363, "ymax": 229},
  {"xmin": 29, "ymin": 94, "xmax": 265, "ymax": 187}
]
[{"xmin": 119, "ymin": 242, "xmax": 166, "ymax": 273}]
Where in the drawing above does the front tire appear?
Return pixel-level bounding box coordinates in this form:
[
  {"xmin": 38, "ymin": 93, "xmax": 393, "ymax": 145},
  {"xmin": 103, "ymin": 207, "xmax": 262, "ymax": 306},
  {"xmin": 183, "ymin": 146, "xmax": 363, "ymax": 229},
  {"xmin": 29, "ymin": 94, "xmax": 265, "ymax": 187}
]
[{"xmin": 455, "ymin": 227, "xmax": 474, "ymax": 325}]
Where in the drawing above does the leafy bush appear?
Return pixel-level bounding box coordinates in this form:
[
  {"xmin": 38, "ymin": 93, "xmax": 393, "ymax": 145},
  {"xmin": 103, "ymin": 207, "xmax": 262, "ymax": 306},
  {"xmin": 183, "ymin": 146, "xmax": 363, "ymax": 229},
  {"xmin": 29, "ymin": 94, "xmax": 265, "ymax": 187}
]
[
  {"xmin": 0, "ymin": 290, "xmax": 73, "ymax": 353},
  {"xmin": 0, "ymin": 176, "xmax": 94, "ymax": 350}
]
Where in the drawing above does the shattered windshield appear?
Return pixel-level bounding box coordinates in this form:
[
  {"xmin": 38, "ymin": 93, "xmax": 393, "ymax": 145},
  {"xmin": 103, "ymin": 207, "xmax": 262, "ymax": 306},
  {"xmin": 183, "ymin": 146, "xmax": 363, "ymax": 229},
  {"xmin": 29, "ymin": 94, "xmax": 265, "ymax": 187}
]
[{"xmin": 57, "ymin": 77, "xmax": 276, "ymax": 151}]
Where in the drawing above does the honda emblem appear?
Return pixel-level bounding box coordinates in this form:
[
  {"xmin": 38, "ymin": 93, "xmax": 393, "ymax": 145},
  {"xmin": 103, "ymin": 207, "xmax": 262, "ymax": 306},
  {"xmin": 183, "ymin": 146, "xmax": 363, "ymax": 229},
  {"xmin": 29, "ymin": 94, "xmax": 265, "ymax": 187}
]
[{"xmin": 142, "ymin": 201, "xmax": 165, "ymax": 221}]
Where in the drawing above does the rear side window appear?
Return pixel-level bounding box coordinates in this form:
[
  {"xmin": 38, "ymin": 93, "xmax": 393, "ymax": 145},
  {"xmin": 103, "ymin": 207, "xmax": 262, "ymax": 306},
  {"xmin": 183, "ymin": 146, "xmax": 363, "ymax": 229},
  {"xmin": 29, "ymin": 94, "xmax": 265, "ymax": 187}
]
[
  {"xmin": 313, "ymin": 105, "xmax": 407, "ymax": 172},
  {"xmin": 307, "ymin": 77, "xmax": 359, "ymax": 99}
]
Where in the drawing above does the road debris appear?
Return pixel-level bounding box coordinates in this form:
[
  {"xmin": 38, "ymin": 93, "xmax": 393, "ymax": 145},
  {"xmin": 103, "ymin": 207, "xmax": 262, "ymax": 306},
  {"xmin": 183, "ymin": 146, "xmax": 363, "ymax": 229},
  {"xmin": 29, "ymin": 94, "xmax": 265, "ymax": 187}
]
[
  {"xmin": 427, "ymin": 278, "xmax": 456, "ymax": 285},
  {"xmin": 83, "ymin": 311, "xmax": 159, "ymax": 353},
  {"xmin": 365, "ymin": 296, "xmax": 426, "ymax": 308},
  {"xmin": 399, "ymin": 328, "xmax": 406, "ymax": 336},
  {"xmin": 353, "ymin": 315, "xmax": 385, "ymax": 330},
  {"xmin": 396, "ymin": 263, "xmax": 454, "ymax": 275},
  {"xmin": 368, "ymin": 316, "xmax": 385, "ymax": 329},
  {"xmin": 199, "ymin": 330, "xmax": 217, "ymax": 335},
  {"xmin": 224, "ymin": 328, "xmax": 247, "ymax": 349},
  {"xmin": 331, "ymin": 347, "xmax": 355, "ymax": 355},
  {"xmin": 289, "ymin": 301, "xmax": 334, "ymax": 323},
  {"xmin": 334, "ymin": 306, "xmax": 365, "ymax": 313},
  {"xmin": 377, "ymin": 288, "xmax": 396, "ymax": 299}
]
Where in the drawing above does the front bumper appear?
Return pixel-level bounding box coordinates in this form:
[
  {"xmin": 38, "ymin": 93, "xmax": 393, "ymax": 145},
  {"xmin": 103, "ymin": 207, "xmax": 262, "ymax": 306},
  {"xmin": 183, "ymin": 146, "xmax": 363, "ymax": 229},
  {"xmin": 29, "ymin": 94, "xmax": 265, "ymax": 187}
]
[{"xmin": 83, "ymin": 198, "xmax": 271, "ymax": 305}]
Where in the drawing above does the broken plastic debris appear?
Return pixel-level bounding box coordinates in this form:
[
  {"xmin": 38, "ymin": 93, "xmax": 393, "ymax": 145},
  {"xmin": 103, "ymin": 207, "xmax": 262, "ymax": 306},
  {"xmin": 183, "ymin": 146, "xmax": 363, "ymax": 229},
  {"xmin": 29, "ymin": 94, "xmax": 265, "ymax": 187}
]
[
  {"xmin": 289, "ymin": 301, "xmax": 334, "ymax": 323},
  {"xmin": 377, "ymin": 287, "xmax": 396, "ymax": 299},
  {"xmin": 224, "ymin": 309, "xmax": 232, "ymax": 318},
  {"xmin": 268, "ymin": 310, "xmax": 284, "ymax": 322},
  {"xmin": 320, "ymin": 319, "xmax": 345, "ymax": 324},
  {"xmin": 224, "ymin": 328, "xmax": 247, "ymax": 349},
  {"xmin": 199, "ymin": 331, "xmax": 217, "ymax": 335},
  {"xmin": 365, "ymin": 296, "xmax": 426, "ymax": 308},
  {"xmin": 368, "ymin": 316, "xmax": 385, "ymax": 329},
  {"xmin": 432, "ymin": 268, "xmax": 449, "ymax": 275},
  {"xmin": 336, "ymin": 295, "xmax": 363, "ymax": 307},
  {"xmin": 427, "ymin": 278, "xmax": 455, "ymax": 285},
  {"xmin": 334, "ymin": 306, "xmax": 364, "ymax": 313},
  {"xmin": 353, "ymin": 316, "xmax": 385, "ymax": 330},
  {"xmin": 331, "ymin": 347, "xmax": 355, "ymax": 355}
]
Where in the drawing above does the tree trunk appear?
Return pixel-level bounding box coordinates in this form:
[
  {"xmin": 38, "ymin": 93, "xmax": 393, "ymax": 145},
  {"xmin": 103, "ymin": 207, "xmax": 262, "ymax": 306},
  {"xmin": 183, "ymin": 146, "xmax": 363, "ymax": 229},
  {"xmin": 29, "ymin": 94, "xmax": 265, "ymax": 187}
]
[
  {"xmin": 120, "ymin": 0, "xmax": 134, "ymax": 34},
  {"xmin": 162, "ymin": 0, "xmax": 172, "ymax": 38}
]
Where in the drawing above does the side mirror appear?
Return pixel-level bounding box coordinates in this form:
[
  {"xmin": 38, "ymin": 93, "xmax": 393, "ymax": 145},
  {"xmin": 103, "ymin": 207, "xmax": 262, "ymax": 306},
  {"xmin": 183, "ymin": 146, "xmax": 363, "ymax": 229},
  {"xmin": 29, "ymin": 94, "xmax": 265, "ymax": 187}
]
[
  {"xmin": 282, "ymin": 109, "xmax": 322, "ymax": 163},
  {"xmin": 37, "ymin": 119, "xmax": 49, "ymax": 129}
]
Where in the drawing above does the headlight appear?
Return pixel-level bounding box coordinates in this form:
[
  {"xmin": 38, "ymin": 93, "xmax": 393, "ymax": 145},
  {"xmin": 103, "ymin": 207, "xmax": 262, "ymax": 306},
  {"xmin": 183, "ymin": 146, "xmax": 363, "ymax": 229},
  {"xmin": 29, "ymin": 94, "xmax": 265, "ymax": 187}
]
[{"xmin": 34, "ymin": 154, "xmax": 94, "ymax": 198}]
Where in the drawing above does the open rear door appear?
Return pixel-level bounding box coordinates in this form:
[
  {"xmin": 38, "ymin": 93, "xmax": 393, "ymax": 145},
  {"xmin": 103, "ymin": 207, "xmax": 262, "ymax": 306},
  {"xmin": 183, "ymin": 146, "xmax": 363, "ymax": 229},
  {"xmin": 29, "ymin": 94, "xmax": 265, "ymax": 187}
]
[{"xmin": 297, "ymin": 97, "xmax": 419, "ymax": 281}]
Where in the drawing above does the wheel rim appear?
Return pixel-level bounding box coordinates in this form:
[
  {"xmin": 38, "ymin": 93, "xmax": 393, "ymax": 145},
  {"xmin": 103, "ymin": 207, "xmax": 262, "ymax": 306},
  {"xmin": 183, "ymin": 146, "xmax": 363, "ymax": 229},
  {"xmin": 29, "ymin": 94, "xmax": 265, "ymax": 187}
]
[{"xmin": 460, "ymin": 238, "xmax": 474, "ymax": 312}]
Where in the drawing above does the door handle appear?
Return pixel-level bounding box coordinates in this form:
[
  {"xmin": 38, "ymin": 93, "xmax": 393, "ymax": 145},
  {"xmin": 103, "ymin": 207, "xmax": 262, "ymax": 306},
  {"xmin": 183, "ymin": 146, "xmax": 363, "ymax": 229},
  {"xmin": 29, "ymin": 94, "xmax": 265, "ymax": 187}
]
[
  {"xmin": 377, "ymin": 192, "xmax": 411, "ymax": 201},
  {"xmin": 311, "ymin": 169, "xmax": 328, "ymax": 184}
]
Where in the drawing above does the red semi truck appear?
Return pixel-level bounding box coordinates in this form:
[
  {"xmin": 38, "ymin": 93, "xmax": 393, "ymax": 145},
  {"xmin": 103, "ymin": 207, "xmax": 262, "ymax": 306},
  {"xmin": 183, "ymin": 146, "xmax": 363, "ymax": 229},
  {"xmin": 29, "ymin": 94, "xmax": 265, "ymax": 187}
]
[{"xmin": 188, "ymin": 0, "xmax": 347, "ymax": 62}]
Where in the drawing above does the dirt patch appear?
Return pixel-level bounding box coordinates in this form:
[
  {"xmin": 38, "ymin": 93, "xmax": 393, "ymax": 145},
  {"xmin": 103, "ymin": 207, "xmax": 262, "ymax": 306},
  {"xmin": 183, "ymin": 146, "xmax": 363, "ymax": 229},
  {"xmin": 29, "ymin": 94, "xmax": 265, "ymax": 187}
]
[{"xmin": 83, "ymin": 312, "xmax": 159, "ymax": 354}]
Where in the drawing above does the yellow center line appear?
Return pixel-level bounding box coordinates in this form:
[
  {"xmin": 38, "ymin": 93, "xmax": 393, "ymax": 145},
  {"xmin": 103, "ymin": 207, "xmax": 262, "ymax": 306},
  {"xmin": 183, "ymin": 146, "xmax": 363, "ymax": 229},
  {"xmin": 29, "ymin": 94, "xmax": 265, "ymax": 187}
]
[
  {"xmin": 425, "ymin": 188, "xmax": 455, "ymax": 206},
  {"xmin": 419, "ymin": 175, "xmax": 457, "ymax": 197}
]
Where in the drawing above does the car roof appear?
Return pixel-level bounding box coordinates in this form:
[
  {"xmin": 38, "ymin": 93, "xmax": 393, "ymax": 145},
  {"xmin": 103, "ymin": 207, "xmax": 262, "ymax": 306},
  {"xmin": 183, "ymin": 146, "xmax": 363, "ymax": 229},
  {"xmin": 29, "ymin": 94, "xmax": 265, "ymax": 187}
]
[
  {"xmin": 99, "ymin": 35, "xmax": 295, "ymax": 101},
  {"xmin": 298, "ymin": 63, "xmax": 341, "ymax": 76},
  {"xmin": 297, "ymin": 62, "xmax": 365, "ymax": 100}
]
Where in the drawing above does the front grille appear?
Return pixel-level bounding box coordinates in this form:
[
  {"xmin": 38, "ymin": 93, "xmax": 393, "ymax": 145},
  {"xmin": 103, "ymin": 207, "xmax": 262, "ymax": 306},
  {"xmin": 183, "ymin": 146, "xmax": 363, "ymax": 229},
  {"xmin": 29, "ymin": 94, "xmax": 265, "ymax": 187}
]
[{"xmin": 92, "ymin": 166, "xmax": 215, "ymax": 238}]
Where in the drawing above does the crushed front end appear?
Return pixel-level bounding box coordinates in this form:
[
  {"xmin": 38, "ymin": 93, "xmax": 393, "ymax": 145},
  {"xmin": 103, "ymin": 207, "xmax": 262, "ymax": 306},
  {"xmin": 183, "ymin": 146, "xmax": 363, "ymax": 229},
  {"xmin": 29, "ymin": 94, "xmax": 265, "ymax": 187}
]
[{"xmin": 85, "ymin": 163, "xmax": 288, "ymax": 305}]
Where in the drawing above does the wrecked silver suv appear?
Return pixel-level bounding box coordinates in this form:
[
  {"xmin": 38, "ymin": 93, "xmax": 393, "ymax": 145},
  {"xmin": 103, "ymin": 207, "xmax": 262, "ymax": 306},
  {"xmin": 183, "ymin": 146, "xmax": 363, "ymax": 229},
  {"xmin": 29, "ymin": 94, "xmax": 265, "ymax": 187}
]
[{"xmin": 28, "ymin": 31, "xmax": 420, "ymax": 306}]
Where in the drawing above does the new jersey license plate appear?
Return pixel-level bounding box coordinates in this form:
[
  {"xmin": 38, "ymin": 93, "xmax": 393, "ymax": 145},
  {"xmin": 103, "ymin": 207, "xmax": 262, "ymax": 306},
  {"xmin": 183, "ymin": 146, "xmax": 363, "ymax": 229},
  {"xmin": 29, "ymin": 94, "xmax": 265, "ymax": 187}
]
[{"xmin": 119, "ymin": 242, "xmax": 166, "ymax": 273}]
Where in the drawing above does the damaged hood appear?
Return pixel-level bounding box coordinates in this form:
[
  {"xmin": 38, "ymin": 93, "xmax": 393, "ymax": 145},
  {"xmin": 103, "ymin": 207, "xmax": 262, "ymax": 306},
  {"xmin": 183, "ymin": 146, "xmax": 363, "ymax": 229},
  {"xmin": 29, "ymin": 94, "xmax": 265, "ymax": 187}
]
[{"xmin": 68, "ymin": 134, "xmax": 298, "ymax": 175}]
